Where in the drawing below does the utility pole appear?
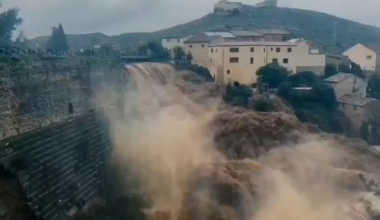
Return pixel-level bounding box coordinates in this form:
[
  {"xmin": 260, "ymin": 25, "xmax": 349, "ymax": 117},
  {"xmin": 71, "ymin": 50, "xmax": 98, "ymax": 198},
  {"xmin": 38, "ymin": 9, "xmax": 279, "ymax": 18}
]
[{"xmin": 258, "ymin": 75, "xmax": 269, "ymax": 98}]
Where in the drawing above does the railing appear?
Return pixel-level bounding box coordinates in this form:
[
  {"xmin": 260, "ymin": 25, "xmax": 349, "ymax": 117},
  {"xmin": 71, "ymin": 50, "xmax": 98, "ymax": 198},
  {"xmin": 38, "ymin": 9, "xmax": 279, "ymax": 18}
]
[{"xmin": 0, "ymin": 46, "xmax": 150, "ymax": 59}]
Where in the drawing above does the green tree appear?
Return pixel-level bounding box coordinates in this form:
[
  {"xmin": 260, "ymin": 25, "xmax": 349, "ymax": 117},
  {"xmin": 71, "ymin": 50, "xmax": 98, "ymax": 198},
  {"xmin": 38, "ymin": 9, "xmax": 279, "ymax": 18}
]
[
  {"xmin": 0, "ymin": 2, "xmax": 23, "ymax": 46},
  {"xmin": 256, "ymin": 62, "xmax": 290, "ymax": 89},
  {"xmin": 47, "ymin": 23, "xmax": 69, "ymax": 51},
  {"xmin": 98, "ymin": 43, "xmax": 113, "ymax": 56},
  {"xmin": 14, "ymin": 30, "xmax": 27, "ymax": 48},
  {"xmin": 324, "ymin": 64, "xmax": 338, "ymax": 78},
  {"xmin": 368, "ymin": 73, "xmax": 380, "ymax": 100},
  {"xmin": 186, "ymin": 52, "xmax": 193, "ymax": 62},
  {"xmin": 350, "ymin": 62, "xmax": 366, "ymax": 79},
  {"xmin": 188, "ymin": 64, "xmax": 213, "ymax": 82},
  {"xmin": 223, "ymin": 82, "xmax": 252, "ymax": 107},
  {"xmin": 289, "ymin": 71, "xmax": 319, "ymax": 87},
  {"xmin": 311, "ymin": 82, "xmax": 338, "ymax": 110},
  {"xmin": 278, "ymin": 81, "xmax": 292, "ymax": 98},
  {"xmin": 138, "ymin": 41, "xmax": 170, "ymax": 61},
  {"xmin": 173, "ymin": 46, "xmax": 186, "ymax": 60}
]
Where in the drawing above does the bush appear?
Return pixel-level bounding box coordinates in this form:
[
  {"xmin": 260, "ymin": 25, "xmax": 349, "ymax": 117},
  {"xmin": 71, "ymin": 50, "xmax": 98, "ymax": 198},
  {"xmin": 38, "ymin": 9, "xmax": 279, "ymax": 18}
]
[{"xmin": 224, "ymin": 83, "xmax": 252, "ymax": 107}]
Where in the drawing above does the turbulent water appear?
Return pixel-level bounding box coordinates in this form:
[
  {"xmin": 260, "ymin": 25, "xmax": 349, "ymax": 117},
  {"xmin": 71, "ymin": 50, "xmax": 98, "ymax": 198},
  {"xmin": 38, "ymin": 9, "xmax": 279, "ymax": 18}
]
[{"xmin": 93, "ymin": 63, "xmax": 380, "ymax": 220}]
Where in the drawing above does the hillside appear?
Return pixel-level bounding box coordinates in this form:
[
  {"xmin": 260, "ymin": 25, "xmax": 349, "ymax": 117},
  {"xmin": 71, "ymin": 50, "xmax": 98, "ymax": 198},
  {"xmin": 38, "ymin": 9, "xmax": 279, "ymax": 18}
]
[
  {"xmin": 28, "ymin": 32, "xmax": 112, "ymax": 50},
  {"xmin": 28, "ymin": 6, "xmax": 380, "ymax": 53}
]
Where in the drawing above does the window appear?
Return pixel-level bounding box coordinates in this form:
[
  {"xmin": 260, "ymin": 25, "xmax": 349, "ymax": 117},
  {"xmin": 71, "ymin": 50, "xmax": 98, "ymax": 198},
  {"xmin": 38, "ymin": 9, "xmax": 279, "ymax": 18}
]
[
  {"xmin": 250, "ymin": 57, "xmax": 254, "ymax": 64},
  {"xmin": 227, "ymin": 70, "xmax": 231, "ymax": 74},
  {"xmin": 276, "ymin": 48, "xmax": 281, "ymax": 52},
  {"xmin": 211, "ymin": 48, "xmax": 214, "ymax": 53},
  {"xmin": 264, "ymin": 47, "xmax": 266, "ymax": 52},
  {"xmin": 283, "ymin": 58, "xmax": 289, "ymax": 64},
  {"xmin": 201, "ymin": 44, "xmax": 205, "ymax": 47},
  {"xmin": 167, "ymin": 39, "xmax": 169, "ymax": 42},
  {"xmin": 272, "ymin": 58, "xmax": 278, "ymax": 63},
  {"xmin": 354, "ymin": 106, "xmax": 357, "ymax": 111},
  {"xmin": 264, "ymin": 58, "xmax": 266, "ymax": 64},
  {"xmin": 230, "ymin": 48, "xmax": 239, "ymax": 53},
  {"xmin": 189, "ymin": 45, "xmax": 193, "ymax": 48},
  {"xmin": 288, "ymin": 48, "xmax": 292, "ymax": 53},
  {"xmin": 230, "ymin": 57, "xmax": 239, "ymax": 63},
  {"xmin": 251, "ymin": 47, "xmax": 254, "ymax": 52},
  {"xmin": 178, "ymin": 39, "xmax": 180, "ymax": 43},
  {"xmin": 367, "ymin": 55, "xmax": 373, "ymax": 60},
  {"xmin": 271, "ymin": 47, "xmax": 273, "ymax": 51}
]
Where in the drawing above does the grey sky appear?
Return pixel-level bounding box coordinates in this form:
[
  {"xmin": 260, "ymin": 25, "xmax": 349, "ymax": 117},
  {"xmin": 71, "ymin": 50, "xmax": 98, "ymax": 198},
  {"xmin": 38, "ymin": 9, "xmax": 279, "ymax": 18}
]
[{"xmin": 2, "ymin": 0, "xmax": 380, "ymax": 39}]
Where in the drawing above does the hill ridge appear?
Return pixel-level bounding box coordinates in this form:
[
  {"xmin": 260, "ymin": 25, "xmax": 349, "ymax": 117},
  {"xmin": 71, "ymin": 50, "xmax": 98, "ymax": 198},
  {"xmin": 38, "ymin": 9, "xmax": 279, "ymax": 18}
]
[{"xmin": 28, "ymin": 6, "xmax": 380, "ymax": 53}]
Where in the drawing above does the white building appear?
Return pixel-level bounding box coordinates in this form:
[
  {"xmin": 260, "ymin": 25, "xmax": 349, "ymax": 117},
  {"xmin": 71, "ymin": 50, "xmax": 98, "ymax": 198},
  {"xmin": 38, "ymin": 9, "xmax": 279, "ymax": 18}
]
[
  {"xmin": 183, "ymin": 32, "xmax": 236, "ymax": 67},
  {"xmin": 208, "ymin": 39, "xmax": 326, "ymax": 85},
  {"xmin": 161, "ymin": 36, "xmax": 192, "ymax": 53},
  {"xmin": 256, "ymin": 0, "xmax": 277, "ymax": 7},
  {"xmin": 343, "ymin": 43, "xmax": 380, "ymax": 72},
  {"xmin": 214, "ymin": 0, "xmax": 243, "ymax": 12}
]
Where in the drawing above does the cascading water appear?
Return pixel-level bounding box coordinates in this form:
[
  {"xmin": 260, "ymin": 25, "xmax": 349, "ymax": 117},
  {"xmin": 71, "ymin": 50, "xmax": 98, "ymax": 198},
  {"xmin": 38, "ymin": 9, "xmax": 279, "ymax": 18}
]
[{"xmin": 86, "ymin": 62, "xmax": 380, "ymax": 220}]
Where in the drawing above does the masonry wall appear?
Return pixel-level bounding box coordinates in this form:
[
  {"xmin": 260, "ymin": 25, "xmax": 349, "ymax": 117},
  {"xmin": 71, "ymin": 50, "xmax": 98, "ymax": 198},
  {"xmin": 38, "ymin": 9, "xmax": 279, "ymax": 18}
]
[
  {"xmin": 0, "ymin": 56, "xmax": 126, "ymax": 140},
  {"xmin": 0, "ymin": 56, "xmax": 127, "ymax": 220},
  {"xmin": 0, "ymin": 112, "xmax": 113, "ymax": 220}
]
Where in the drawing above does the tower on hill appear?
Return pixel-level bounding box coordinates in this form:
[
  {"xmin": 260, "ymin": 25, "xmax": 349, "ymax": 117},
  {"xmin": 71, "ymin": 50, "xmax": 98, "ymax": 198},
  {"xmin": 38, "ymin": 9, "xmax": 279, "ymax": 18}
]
[
  {"xmin": 256, "ymin": 0, "xmax": 277, "ymax": 7},
  {"xmin": 214, "ymin": 0, "xmax": 243, "ymax": 12}
]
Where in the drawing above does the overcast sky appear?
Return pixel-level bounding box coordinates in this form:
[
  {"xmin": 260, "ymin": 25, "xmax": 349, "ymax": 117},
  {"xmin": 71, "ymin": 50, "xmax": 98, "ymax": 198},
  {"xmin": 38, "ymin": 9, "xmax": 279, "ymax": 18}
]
[{"xmin": 2, "ymin": 0, "xmax": 380, "ymax": 39}]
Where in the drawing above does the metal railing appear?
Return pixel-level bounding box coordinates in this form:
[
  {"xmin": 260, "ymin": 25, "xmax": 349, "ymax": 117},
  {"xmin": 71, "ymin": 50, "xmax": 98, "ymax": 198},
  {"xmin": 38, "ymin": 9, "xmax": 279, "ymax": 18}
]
[{"xmin": 0, "ymin": 46, "xmax": 150, "ymax": 59}]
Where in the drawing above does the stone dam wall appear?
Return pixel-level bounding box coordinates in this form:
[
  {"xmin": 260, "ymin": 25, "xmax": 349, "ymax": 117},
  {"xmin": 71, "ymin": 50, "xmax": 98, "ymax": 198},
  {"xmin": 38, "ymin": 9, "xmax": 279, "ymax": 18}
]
[{"xmin": 0, "ymin": 56, "xmax": 127, "ymax": 220}]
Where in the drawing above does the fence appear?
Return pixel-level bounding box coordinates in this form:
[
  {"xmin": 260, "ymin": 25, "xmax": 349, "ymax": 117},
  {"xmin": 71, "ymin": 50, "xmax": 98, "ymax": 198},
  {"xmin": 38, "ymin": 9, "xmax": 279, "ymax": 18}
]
[{"xmin": 0, "ymin": 46, "xmax": 150, "ymax": 59}]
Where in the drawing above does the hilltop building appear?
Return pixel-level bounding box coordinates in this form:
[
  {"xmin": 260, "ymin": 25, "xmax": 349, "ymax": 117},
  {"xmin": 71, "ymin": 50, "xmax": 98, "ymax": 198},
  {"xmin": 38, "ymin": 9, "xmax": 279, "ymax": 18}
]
[
  {"xmin": 208, "ymin": 39, "xmax": 325, "ymax": 85},
  {"xmin": 214, "ymin": 0, "xmax": 243, "ymax": 12},
  {"xmin": 256, "ymin": 0, "xmax": 277, "ymax": 7},
  {"xmin": 343, "ymin": 43, "xmax": 380, "ymax": 72}
]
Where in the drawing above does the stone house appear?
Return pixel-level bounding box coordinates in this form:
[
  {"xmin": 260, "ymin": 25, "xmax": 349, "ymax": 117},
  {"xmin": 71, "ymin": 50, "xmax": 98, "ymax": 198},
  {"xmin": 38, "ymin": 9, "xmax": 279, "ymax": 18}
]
[
  {"xmin": 338, "ymin": 94, "xmax": 380, "ymax": 131},
  {"xmin": 323, "ymin": 73, "xmax": 367, "ymax": 99}
]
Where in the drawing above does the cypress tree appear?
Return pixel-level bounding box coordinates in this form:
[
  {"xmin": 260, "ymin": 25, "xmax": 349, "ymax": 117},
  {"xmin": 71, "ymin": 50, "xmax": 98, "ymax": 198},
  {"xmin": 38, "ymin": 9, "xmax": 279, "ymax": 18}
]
[{"xmin": 47, "ymin": 23, "xmax": 69, "ymax": 51}]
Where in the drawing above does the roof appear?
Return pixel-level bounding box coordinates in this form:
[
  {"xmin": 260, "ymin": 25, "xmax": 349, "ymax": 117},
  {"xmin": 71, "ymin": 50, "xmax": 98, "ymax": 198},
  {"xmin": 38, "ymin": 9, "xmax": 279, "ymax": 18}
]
[
  {"xmin": 210, "ymin": 41, "xmax": 297, "ymax": 47},
  {"xmin": 323, "ymin": 73, "xmax": 354, "ymax": 83},
  {"xmin": 292, "ymin": 87, "xmax": 313, "ymax": 90},
  {"xmin": 162, "ymin": 36, "xmax": 188, "ymax": 39},
  {"xmin": 325, "ymin": 53, "xmax": 347, "ymax": 59},
  {"xmin": 363, "ymin": 43, "xmax": 380, "ymax": 55},
  {"xmin": 230, "ymin": 30, "xmax": 263, "ymax": 37},
  {"xmin": 184, "ymin": 33, "xmax": 218, "ymax": 44},
  {"xmin": 338, "ymin": 94, "xmax": 376, "ymax": 107},
  {"xmin": 184, "ymin": 32, "xmax": 234, "ymax": 43},
  {"xmin": 257, "ymin": 29, "xmax": 290, "ymax": 35},
  {"xmin": 204, "ymin": 32, "xmax": 236, "ymax": 38},
  {"xmin": 287, "ymin": 38, "xmax": 302, "ymax": 43}
]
